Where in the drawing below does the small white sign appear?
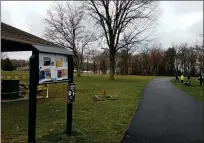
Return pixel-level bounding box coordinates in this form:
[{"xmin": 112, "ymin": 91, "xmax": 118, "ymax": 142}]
[{"xmin": 68, "ymin": 84, "xmax": 75, "ymax": 103}]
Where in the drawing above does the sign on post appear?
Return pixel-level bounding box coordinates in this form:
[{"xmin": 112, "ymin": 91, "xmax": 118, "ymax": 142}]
[
  {"xmin": 39, "ymin": 53, "xmax": 68, "ymax": 84},
  {"xmin": 68, "ymin": 83, "xmax": 75, "ymax": 104}
]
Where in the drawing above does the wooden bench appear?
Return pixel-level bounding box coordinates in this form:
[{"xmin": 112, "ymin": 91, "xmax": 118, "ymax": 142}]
[
  {"xmin": 37, "ymin": 84, "xmax": 49, "ymax": 98},
  {"xmin": 19, "ymin": 82, "xmax": 49, "ymax": 98}
]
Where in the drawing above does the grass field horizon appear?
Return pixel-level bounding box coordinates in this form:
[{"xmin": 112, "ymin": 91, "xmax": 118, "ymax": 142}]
[{"xmin": 1, "ymin": 72, "xmax": 158, "ymax": 143}]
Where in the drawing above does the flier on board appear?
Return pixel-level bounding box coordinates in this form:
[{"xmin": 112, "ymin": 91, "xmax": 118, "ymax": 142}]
[{"xmin": 39, "ymin": 53, "xmax": 68, "ymax": 84}]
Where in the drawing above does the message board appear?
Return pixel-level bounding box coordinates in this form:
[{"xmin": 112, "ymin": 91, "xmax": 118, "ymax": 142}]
[{"xmin": 39, "ymin": 53, "xmax": 68, "ymax": 84}]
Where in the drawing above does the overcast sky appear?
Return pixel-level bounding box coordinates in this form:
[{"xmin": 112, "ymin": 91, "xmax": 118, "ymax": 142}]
[{"xmin": 1, "ymin": 1, "xmax": 203, "ymax": 60}]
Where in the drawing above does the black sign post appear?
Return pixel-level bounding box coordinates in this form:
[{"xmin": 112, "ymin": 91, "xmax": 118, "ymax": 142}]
[
  {"xmin": 67, "ymin": 83, "xmax": 75, "ymax": 135},
  {"xmin": 67, "ymin": 55, "xmax": 74, "ymax": 135},
  {"xmin": 27, "ymin": 51, "xmax": 74, "ymax": 143}
]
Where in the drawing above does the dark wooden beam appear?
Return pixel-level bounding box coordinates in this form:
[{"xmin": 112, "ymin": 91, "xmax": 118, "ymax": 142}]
[{"xmin": 1, "ymin": 39, "xmax": 33, "ymax": 52}]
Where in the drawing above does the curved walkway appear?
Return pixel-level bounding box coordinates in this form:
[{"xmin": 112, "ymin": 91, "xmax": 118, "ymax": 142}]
[{"xmin": 122, "ymin": 78, "xmax": 203, "ymax": 143}]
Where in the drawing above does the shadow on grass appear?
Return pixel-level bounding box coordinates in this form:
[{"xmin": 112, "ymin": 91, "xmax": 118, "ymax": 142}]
[{"xmin": 37, "ymin": 130, "xmax": 90, "ymax": 143}]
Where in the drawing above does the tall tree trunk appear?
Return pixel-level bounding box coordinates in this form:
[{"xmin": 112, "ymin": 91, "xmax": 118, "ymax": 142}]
[
  {"xmin": 124, "ymin": 57, "xmax": 128, "ymax": 75},
  {"xmin": 87, "ymin": 58, "xmax": 88, "ymax": 73},
  {"xmin": 109, "ymin": 52, "xmax": 115, "ymax": 80},
  {"xmin": 76, "ymin": 62, "xmax": 81, "ymax": 76},
  {"xmin": 93, "ymin": 63, "xmax": 96, "ymax": 74},
  {"xmin": 75, "ymin": 57, "xmax": 81, "ymax": 76}
]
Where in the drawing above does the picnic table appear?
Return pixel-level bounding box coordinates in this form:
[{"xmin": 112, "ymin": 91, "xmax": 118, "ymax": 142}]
[
  {"xmin": 19, "ymin": 82, "xmax": 49, "ymax": 98},
  {"xmin": 1, "ymin": 77, "xmax": 49, "ymax": 98}
]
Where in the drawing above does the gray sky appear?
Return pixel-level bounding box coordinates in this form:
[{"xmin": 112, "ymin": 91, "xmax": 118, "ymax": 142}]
[{"xmin": 1, "ymin": 1, "xmax": 203, "ymax": 60}]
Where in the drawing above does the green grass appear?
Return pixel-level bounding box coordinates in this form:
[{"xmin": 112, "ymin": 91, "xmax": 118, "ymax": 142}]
[
  {"xmin": 2, "ymin": 71, "xmax": 29, "ymax": 77},
  {"xmin": 2, "ymin": 71, "xmax": 29, "ymax": 83},
  {"xmin": 1, "ymin": 72, "xmax": 157, "ymax": 143},
  {"xmin": 171, "ymin": 77, "xmax": 204, "ymax": 101}
]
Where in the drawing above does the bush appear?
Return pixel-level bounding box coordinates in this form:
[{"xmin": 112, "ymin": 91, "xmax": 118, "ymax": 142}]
[{"xmin": 1, "ymin": 58, "xmax": 14, "ymax": 71}]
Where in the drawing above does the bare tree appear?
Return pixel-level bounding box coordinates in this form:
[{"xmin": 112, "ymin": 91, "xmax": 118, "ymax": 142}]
[
  {"xmin": 89, "ymin": 49, "xmax": 100, "ymax": 74},
  {"xmin": 195, "ymin": 34, "xmax": 204, "ymax": 74},
  {"xmin": 84, "ymin": 50, "xmax": 91, "ymax": 73},
  {"xmin": 85, "ymin": 0, "xmax": 160, "ymax": 79},
  {"xmin": 177, "ymin": 43, "xmax": 189, "ymax": 74},
  {"xmin": 149, "ymin": 43, "xmax": 164, "ymax": 75},
  {"xmin": 118, "ymin": 33, "xmax": 141, "ymax": 75},
  {"xmin": 97, "ymin": 50, "xmax": 109, "ymax": 74},
  {"xmin": 140, "ymin": 45, "xmax": 151, "ymax": 75},
  {"xmin": 164, "ymin": 46, "xmax": 176, "ymax": 76},
  {"xmin": 173, "ymin": 44, "xmax": 180, "ymax": 74},
  {"xmin": 129, "ymin": 44, "xmax": 150, "ymax": 75},
  {"xmin": 44, "ymin": 2, "xmax": 96, "ymax": 76}
]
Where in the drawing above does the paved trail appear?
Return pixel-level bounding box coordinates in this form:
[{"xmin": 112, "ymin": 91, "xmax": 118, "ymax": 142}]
[{"xmin": 122, "ymin": 78, "xmax": 203, "ymax": 143}]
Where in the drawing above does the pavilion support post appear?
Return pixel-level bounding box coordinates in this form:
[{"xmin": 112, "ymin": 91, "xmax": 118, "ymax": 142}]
[
  {"xmin": 67, "ymin": 55, "xmax": 74, "ymax": 135},
  {"xmin": 28, "ymin": 53, "xmax": 39, "ymax": 143}
]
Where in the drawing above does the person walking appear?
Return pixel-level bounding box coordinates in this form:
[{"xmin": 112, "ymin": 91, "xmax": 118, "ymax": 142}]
[
  {"xmin": 180, "ymin": 74, "xmax": 184, "ymax": 83},
  {"xmin": 200, "ymin": 74, "xmax": 203, "ymax": 86},
  {"xmin": 187, "ymin": 73, "xmax": 191, "ymax": 82},
  {"xmin": 176, "ymin": 73, "xmax": 179, "ymax": 82}
]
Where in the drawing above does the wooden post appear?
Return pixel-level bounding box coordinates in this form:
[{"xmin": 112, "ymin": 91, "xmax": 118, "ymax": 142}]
[
  {"xmin": 28, "ymin": 53, "xmax": 38, "ymax": 143},
  {"xmin": 67, "ymin": 55, "xmax": 74, "ymax": 135},
  {"xmin": 46, "ymin": 85, "xmax": 49, "ymax": 98}
]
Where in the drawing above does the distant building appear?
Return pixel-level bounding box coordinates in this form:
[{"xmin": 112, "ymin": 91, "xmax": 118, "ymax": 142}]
[{"xmin": 82, "ymin": 70, "xmax": 93, "ymax": 74}]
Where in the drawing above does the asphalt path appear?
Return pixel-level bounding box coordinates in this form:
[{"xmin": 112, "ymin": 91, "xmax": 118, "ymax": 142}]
[{"xmin": 122, "ymin": 78, "xmax": 203, "ymax": 143}]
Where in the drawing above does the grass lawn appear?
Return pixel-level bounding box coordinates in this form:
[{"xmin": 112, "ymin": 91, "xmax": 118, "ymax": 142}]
[
  {"xmin": 1, "ymin": 71, "xmax": 29, "ymax": 83},
  {"xmin": 1, "ymin": 72, "xmax": 157, "ymax": 143},
  {"xmin": 171, "ymin": 77, "xmax": 204, "ymax": 102},
  {"xmin": 1, "ymin": 71, "xmax": 29, "ymax": 77}
]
